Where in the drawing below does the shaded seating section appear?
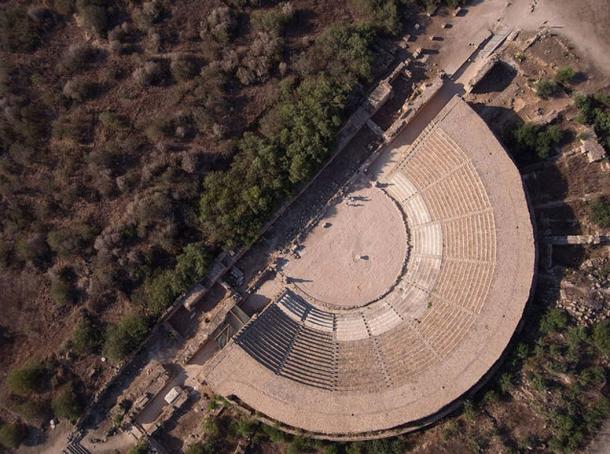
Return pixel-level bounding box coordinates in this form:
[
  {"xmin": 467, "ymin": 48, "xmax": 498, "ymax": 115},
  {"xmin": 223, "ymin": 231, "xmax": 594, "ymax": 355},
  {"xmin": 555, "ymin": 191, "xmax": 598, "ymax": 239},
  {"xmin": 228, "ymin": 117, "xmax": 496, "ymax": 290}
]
[
  {"xmin": 283, "ymin": 327, "xmax": 337, "ymax": 390},
  {"xmin": 237, "ymin": 294, "xmax": 337, "ymax": 390},
  {"xmin": 236, "ymin": 304, "xmax": 298, "ymax": 375},
  {"xmin": 278, "ymin": 291, "xmax": 335, "ymax": 332}
]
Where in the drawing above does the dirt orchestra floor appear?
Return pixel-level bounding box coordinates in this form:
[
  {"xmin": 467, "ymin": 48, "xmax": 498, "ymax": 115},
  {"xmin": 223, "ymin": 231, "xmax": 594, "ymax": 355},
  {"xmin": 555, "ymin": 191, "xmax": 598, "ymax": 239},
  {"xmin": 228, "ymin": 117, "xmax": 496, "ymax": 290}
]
[{"xmin": 283, "ymin": 179, "xmax": 409, "ymax": 308}]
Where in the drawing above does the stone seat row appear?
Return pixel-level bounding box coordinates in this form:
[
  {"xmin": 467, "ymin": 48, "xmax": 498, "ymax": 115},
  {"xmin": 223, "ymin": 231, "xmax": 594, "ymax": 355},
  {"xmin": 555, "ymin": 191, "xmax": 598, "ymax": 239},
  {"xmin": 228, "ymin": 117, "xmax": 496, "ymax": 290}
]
[
  {"xmin": 236, "ymin": 304, "xmax": 337, "ymax": 390},
  {"xmin": 398, "ymin": 128, "xmax": 468, "ymax": 189},
  {"xmin": 237, "ymin": 287, "xmax": 483, "ymax": 391},
  {"xmin": 432, "ymin": 258, "xmax": 494, "ymax": 314}
]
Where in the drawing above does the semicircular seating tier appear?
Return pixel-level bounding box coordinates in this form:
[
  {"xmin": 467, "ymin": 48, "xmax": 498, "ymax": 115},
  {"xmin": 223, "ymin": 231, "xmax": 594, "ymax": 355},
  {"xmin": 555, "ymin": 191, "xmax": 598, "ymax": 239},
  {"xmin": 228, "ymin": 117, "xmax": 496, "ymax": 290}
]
[{"xmin": 203, "ymin": 97, "xmax": 536, "ymax": 437}]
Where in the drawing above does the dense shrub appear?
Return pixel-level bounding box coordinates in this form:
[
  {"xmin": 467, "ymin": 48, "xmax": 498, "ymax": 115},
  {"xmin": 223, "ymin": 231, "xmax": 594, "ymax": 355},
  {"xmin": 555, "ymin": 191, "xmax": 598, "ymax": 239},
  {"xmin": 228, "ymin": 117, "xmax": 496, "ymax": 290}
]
[
  {"xmin": 52, "ymin": 111, "xmax": 95, "ymax": 144},
  {"xmin": 58, "ymin": 43, "xmax": 101, "ymax": 74},
  {"xmin": 72, "ymin": 314, "xmax": 104, "ymax": 354},
  {"xmin": 10, "ymin": 397, "xmax": 52, "ymax": 424},
  {"xmin": 127, "ymin": 442, "xmax": 150, "ymax": 454},
  {"xmin": 575, "ymin": 92, "xmax": 610, "ymax": 151},
  {"xmin": 592, "ymin": 320, "xmax": 610, "ymax": 355},
  {"xmin": 296, "ymin": 24, "xmax": 375, "ymax": 85},
  {"xmin": 251, "ymin": 2, "xmax": 295, "ymax": 35},
  {"xmin": 200, "ymin": 24, "xmax": 377, "ymax": 247},
  {"xmin": 349, "ymin": 0, "xmax": 400, "ymax": 35},
  {"xmin": 6, "ymin": 363, "xmax": 48, "ymax": 395},
  {"xmin": 99, "ymin": 111, "xmax": 129, "ymax": 131},
  {"xmin": 0, "ymin": 100, "xmax": 50, "ymax": 147},
  {"xmin": 171, "ymin": 56, "xmax": 199, "ymax": 82},
  {"xmin": 535, "ymin": 78, "xmax": 559, "ymax": 99},
  {"xmin": 14, "ymin": 233, "xmax": 51, "ymax": 268},
  {"xmin": 555, "ymin": 66, "xmax": 576, "ymax": 85},
  {"xmin": 589, "ymin": 197, "xmax": 610, "ymax": 228},
  {"xmin": 510, "ymin": 122, "xmax": 564, "ymax": 159},
  {"xmin": 133, "ymin": 191, "xmax": 174, "ymax": 236},
  {"xmin": 50, "ymin": 268, "xmax": 77, "ymax": 305},
  {"xmin": 103, "ymin": 314, "xmax": 149, "ymax": 361},
  {"xmin": 0, "ymin": 422, "xmax": 25, "ymax": 449},
  {"xmin": 235, "ymin": 31, "xmax": 282, "ymax": 85},
  {"xmin": 0, "ymin": 239, "xmax": 11, "ymax": 269},
  {"xmin": 201, "ymin": 7, "xmax": 237, "ymax": 43},
  {"xmin": 54, "ymin": 0, "xmax": 76, "ymax": 16},
  {"xmin": 52, "ymin": 385, "xmax": 83, "ymax": 422},
  {"xmin": 133, "ymin": 0, "xmax": 166, "ymax": 31},
  {"xmin": 75, "ymin": 0, "xmax": 109, "ymax": 38},
  {"xmin": 185, "ymin": 442, "xmax": 214, "ymax": 454},
  {"xmin": 0, "ymin": 6, "xmax": 42, "ymax": 52},
  {"xmin": 133, "ymin": 61, "xmax": 166, "ymax": 86},
  {"xmin": 47, "ymin": 223, "xmax": 96, "ymax": 257},
  {"xmin": 63, "ymin": 77, "xmax": 99, "ymax": 102},
  {"xmin": 344, "ymin": 436, "xmax": 410, "ymax": 454},
  {"xmin": 539, "ymin": 307, "xmax": 568, "ymax": 335}
]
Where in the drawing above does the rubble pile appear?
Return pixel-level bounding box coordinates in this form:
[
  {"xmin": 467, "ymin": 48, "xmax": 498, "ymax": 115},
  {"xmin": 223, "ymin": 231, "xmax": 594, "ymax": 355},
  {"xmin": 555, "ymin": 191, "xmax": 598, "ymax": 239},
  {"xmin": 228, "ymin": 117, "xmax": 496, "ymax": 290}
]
[{"xmin": 558, "ymin": 257, "xmax": 610, "ymax": 325}]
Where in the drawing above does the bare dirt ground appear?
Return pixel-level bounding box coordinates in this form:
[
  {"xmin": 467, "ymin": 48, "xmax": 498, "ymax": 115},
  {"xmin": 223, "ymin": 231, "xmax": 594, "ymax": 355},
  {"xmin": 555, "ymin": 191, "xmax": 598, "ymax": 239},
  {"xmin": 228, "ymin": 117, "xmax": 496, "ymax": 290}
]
[
  {"xmin": 283, "ymin": 181, "xmax": 408, "ymax": 308},
  {"xmin": 425, "ymin": 0, "xmax": 610, "ymax": 78},
  {"xmin": 502, "ymin": 0, "xmax": 610, "ymax": 76}
]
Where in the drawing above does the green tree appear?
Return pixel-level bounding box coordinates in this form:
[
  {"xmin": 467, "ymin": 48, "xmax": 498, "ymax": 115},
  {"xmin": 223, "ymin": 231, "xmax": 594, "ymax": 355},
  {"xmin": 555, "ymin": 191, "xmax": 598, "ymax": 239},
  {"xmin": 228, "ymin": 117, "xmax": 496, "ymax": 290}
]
[
  {"xmin": 0, "ymin": 6, "xmax": 42, "ymax": 53},
  {"xmin": 199, "ymin": 24, "xmax": 376, "ymax": 249},
  {"xmin": 127, "ymin": 442, "xmax": 150, "ymax": 454},
  {"xmin": 202, "ymin": 416, "xmax": 221, "ymax": 441},
  {"xmin": 535, "ymin": 78, "xmax": 559, "ymax": 99},
  {"xmin": 72, "ymin": 315, "xmax": 104, "ymax": 354},
  {"xmin": 297, "ymin": 24, "xmax": 376, "ymax": 84},
  {"xmin": 6, "ymin": 363, "xmax": 47, "ymax": 395},
  {"xmin": 172, "ymin": 243, "xmax": 211, "ymax": 292},
  {"xmin": 592, "ymin": 320, "xmax": 610, "ymax": 355},
  {"xmin": 52, "ymin": 386, "xmax": 83, "ymax": 422},
  {"xmin": 349, "ymin": 0, "xmax": 400, "ymax": 36},
  {"xmin": 76, "ymin": 0, "xmax": 109, "ymax": 38},
  {"xmin": 261, "ymin": 423, "xmax": 287, "ymax": 442},
  {"xmin": 574, "ymin": 92, "xmax": 610, "ymax": 151},
  {"xmin": 590, "ymin": 196, "xmax": 610, "ymax": 228},
  {"xmin": 185, "ymin": 442, "xmax": 215, "ymax": 454},
  {"xmin": 539, "ymin": 307, "xmax": 568, "ymax": 334},
  {"xmin": 555, "ymin": 66, "xmax": 576, "ymax": 85},
  {"xmin": 511, "ymin": 123, "xmax": 563, "ymax": 159},
  {"xmin": 0, "ymin": 422, "xmax": 25, "ymax": 449},
  {"xmin": 142, "ymin": 271, "xmax": 177, "ymax": 316},
  {"xmin": 47, "ymin": 224, "xmax": 96, "ymax": 257},
  {"xmin": 103, "ymin": 314, "xmax": 149, "ymax": 361},
  {"xmin": 50, "ymin": 269, "xmax": 77, "ymax": 306}
]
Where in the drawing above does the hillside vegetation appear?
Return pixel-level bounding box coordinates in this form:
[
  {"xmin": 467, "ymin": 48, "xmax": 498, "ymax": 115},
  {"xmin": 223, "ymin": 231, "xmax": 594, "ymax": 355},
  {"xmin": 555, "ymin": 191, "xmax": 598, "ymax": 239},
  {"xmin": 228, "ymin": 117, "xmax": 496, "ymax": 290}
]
[{"xmin": 0, "ymin": 0, "xmax": 458, "ymax": 445}]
